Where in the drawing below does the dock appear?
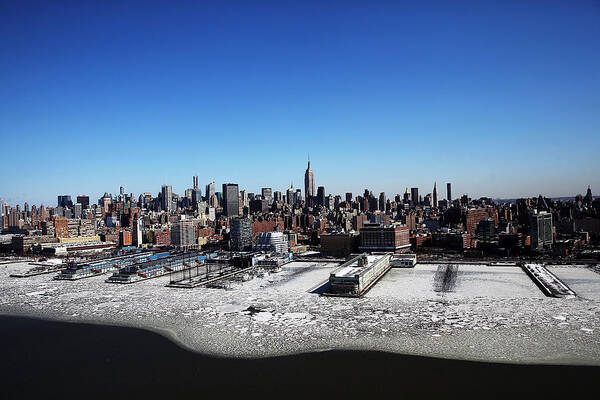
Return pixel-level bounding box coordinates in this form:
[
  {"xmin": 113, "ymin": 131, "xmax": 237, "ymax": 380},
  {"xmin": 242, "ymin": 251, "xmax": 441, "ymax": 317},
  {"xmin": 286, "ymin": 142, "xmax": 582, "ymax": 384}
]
[
  {"xmin": 323, "ymin": 253, "xmax": 392, "ymax": 298},
  {"xmin": 522, "ymin": 263, "xmax": 576, "ymax": 298},
  {"xmin": 106, "ymin": 251, "xmax": 207, "ymax": 284},
  {"xmin": 167, "ymin": 253, "xmax": 292, "ymax": 288},
  {"xmin": 55, "ymin": 250, "xmax": 170, "ymax": 280}
]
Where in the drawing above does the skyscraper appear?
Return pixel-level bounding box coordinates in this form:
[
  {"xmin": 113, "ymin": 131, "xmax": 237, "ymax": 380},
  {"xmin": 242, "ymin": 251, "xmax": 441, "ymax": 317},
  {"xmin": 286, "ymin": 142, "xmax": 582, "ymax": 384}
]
[
  {"xmin": 432, "ymin": 182, "xmax": 438, "ymax": 208},
  {"xmin": 261, "ymin": 188, "xmax": 273, "ymax": 204},
  {"xmin": 223, "ymin": 183, "xmax": 240, "ymax": 217},
  {"xmin": 230, "ymin": 217, "xmax": 252, "ymax": 251},
  {"xmin": 240, "ymin": 190, "xmax": 249, "ymax": 207},
  {"xmin": 134, "ymin": 217, "xmax": 143, "ymax": 247},
  {"xmin": 74, "ymin": 203, "xmax": 82, "ymax": 219},
  {"xmin": 584, "ymin": 185, "xmax": 593, "ymax": 207},
  {"xmin": 530, "ymin": 211, "xmax": 553, "ymax": 250},
  {"xmin": 161, "ymin": 185, "xmax": 173, "ymax": 212},
  {"xmin": 76, "ymin": 195, "xmax": 90, "ymax": 209},
  {"xmin": 193, "ymin": 175, "xmax": 199, "ymax": 189},
  {"xmin": 205, "ymin": 181, "xmax": 216, "ymax": 204},
  {"xmin": 57, "ymin": 195, "xmax": 72, "ymax": 208},
  {"xmin": 286, "ymin": 184, "xmax": 295, "ymax": 205},
  {"xmin": 378, "ymin": 192, "xmax": 386, "ymax": 211},
  {"xmin": 192, "ymin": 188, "xmax": 202, "ymax": 207},
  {"xmin": 0, "ymin": 202, "xmax": 6, "ymax": 231},
  {"xmin": 304, "ymin": 156, "xmax": 315, "ymax": 205},
  {"xmin": 447, "ymin": 183, "xmax": 452, "ymax": 203},
  {"xmin": 317, "ymin": 186, "xmax": 326, "ymax": 206},
  {"xmin": 171, "ymin": 220, "xmax": 196, "ymax": 250},
  {"xmin": 295, "ymin": 189, "xmax": 302, "ymax": 205},
  {"xmin": 410, "ymin": 188, "xmax": 419, "ymax": 205}
]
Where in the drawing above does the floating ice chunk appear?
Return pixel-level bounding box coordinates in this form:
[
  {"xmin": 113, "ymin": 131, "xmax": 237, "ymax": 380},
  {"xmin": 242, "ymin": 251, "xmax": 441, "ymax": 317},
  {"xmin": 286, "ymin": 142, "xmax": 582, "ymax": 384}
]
[
  {"xmin": 253, "ymin": 312, "xmax": 273, "ymax": 322},
  {"xmin": 216, "ymin": 303, "xmax": 246, "ymax": 314},
  {"xmin": 26, "ymin": 291, "xmax": 47, "ymax": 296},
  {"xmin": 283, "ymin": 312, "xmax": 310, "ymax": 320}
]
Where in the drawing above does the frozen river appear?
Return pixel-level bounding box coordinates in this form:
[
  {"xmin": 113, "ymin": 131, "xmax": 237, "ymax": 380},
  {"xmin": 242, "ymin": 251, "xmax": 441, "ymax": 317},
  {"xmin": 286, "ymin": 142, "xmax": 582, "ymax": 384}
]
[
  {"xmin": 548, "ymin": 265, "xmax": 600, "ymax": 301},
  {"xmin": 368, "ymin": 264, "xmax": 546, "ymax": 300},
  {"xmin": 1, "ymin": 259, "xmax": 600, "ymax": 364}
]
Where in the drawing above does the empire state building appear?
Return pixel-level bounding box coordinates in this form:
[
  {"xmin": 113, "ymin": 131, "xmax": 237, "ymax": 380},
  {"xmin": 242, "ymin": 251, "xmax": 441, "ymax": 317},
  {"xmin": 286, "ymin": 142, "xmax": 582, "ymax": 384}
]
[{"xmin": 304, "ymin": 156, "xmax": 315, "ymax": 204}]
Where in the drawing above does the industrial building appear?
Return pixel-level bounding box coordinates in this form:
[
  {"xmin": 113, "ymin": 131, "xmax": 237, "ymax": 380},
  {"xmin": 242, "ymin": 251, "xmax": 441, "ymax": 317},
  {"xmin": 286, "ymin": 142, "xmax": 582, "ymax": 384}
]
[
  {"xmin": 256, "ymin": 253, "xmax": 293, "ymax": 269},
  {"xmin": 326, "ymin": 253, "xmax": 391, "ymax": 297},
  {"xmin": 390, "ymin": 253, "xmax": 417, "ymax": 267}
]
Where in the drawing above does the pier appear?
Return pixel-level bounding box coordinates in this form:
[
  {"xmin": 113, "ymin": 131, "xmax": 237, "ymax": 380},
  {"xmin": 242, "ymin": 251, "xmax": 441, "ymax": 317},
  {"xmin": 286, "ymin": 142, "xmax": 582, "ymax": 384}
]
[
  {"xmin": 55, "ymin": 251, "xmax": 170, "ymax": 280},
  {"xmin": 324, "ymin": 253, "xmax": 392, "ymax": 297},
  {"xmin": 522, "ymin": 263, "xmax": 576, "ymax": 298},
  {"xmin": 106, "ymin": 251, "xmax": 207, "ymax": 284}
]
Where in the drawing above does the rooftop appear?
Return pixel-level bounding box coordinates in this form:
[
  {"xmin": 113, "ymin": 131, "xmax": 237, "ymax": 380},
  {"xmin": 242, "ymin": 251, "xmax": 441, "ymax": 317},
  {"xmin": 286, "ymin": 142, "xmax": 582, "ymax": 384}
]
[{"xmin": 332, "ymin": 255, "xmax": 384, "ymax": 278}]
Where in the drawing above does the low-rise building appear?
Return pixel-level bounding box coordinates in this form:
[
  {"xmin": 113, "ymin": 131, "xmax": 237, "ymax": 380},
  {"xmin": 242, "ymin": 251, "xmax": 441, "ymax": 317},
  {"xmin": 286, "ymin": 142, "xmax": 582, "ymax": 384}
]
[
  {"xmin": 254, "ymin": 231, "xmax": 289, "ymax": 254},
  {"xmin": 320, "ymin": 232, "xmax": 359, "ymax": 257}
]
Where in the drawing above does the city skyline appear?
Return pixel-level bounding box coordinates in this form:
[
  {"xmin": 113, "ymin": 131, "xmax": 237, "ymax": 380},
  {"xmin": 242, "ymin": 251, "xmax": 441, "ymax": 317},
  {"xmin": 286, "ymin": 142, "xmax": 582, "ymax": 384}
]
[
  {"xmin": 2, "ymin": 2, "xmax": 600, "ymax": 394},
  {"xmin": 1, "ymin": 1, "xmax": 599, "ymax": 205},
  {"xmin": 0, "ymin": 156, "xmax": 596, "ymax": 208}
]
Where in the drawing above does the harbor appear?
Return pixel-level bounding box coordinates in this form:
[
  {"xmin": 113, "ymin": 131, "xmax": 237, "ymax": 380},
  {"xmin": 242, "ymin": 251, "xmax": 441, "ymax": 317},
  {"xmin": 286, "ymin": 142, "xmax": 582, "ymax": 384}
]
[
  {"xmin": 54, "ymin": 250, "xmax": 170, "ymax": 280},
  {"xmin": 167, "ymin": 252, "xmax": 293, "ymax": 288},
  {"xmin": 106, "ymin": 251, "xmax": 207, "ymax": 284}
]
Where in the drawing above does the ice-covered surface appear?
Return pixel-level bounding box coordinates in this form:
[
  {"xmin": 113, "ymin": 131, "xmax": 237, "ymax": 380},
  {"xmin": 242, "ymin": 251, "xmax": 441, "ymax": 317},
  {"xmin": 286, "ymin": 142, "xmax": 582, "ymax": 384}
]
[
  {"xmin": 368, "ymin": 264, "xmax": 546, "ymax": 299},
  {"xmin": 523, "ymin": 263, "xmax": 575, "ymax": 297},
  {"xmin": 1, "ymin": 259, "xmax": 600, "ymax": 364},
  {"xmin": 548, "ymin": 265, "xmax": 600, "ymax": 301}
]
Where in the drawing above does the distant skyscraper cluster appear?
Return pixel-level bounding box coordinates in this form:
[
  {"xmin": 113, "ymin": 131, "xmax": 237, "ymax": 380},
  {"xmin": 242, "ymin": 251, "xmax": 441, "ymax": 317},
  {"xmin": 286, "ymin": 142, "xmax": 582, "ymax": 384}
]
[{"xmin": 4, "ymin": 150, "xmax": 597, "ymax": 261}]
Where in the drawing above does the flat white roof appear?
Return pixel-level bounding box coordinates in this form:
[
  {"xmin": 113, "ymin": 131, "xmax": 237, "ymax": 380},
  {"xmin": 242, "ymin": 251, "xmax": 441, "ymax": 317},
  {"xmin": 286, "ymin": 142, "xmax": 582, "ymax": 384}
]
[{"xmin": 332, "ymin": 255, "xmax": 383, "ymax": 278}]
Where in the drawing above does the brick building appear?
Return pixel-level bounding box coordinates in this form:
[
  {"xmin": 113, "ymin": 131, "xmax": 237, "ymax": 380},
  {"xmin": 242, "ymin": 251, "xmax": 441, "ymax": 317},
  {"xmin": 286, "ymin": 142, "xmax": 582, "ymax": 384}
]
[
  {"xmin": 359, "ymin": 224, "xmax": 410, "ymax": 253},
  {"xmin": 464, "ymin": 207, "xmax": 498, "ymax": 235}
]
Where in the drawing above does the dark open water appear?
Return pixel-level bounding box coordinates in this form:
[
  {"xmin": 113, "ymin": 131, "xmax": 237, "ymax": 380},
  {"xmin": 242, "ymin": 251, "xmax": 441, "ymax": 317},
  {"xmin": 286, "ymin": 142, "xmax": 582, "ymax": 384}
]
[{"xmin": 1, "ymin": 315, "xmax": 597, "ymax": 399}]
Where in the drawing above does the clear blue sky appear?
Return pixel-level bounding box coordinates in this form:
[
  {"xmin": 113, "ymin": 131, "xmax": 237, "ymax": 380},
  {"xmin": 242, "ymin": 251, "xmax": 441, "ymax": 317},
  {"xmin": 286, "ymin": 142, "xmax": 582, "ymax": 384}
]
[{"xmin": 1, "ymin": 0, "xmax": 599, "ymax": 207}]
